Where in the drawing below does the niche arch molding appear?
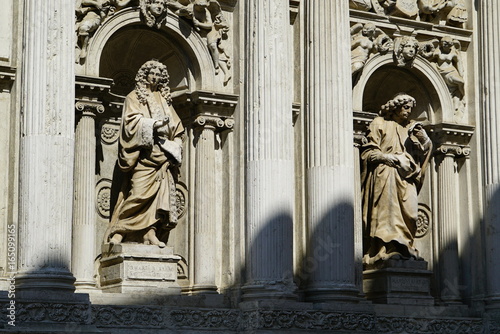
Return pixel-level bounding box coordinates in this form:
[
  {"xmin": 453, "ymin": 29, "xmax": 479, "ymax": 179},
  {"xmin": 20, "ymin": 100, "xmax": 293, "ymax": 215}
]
[
  {"xmin": 353, "ymin": 54, "xmax": 454, "ymax": 123},
  {"xmin": 84, "ymin": 7, "xmax": 215, "ymax": 90}
]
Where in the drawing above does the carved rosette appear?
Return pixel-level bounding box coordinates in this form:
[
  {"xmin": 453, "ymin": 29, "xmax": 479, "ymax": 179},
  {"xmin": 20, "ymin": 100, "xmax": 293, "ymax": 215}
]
[
  {"xmin": 175, "ymin": 182, "xmax": 188, "ymax": 220},
  {"xmin": 96, "ymin": 179, "xmax": 113, "ymax": 219},
  {"xmin": 415, "ymin": 204, "xmax": 432, "ymax": 238}
]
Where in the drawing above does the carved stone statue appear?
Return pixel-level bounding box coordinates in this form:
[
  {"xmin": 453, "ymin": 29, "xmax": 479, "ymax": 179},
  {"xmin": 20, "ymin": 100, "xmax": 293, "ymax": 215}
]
[
  {"xmin": 361, "ymin": 94, "xmax": 432, "ymax": 265},
  {"xmin": 421, "ymin": 36, "xmax": 465, "ymax": 115},
  {"xmin": 351, "ymin": 23, "xmax": 392, "ymax": 76},
  {"xmin": 75, "ymin": 0, "xmax": 133, "ymax": 62},
  {"xmin": 418, "ymin": 0, "xmax": 467, "ymax": 26},
  {"xmin": 140, "ymin": 0, "xmax": 191, "ymax": 28},
  {"xmin": 394, "ymin": 36, "xmax": 419, "ymax": 68},
  {"xmin": 377, "ymin": 0, "xmax": 419, "ymax": 19},
  {"xmin": 187, "ymin": 0, "xmax": 231, "ymax": 84},
  {"xmin": 105, "ymin": 60, "xmax": 185, "ymax": 248},
  {"xmin": 349, "ymin": 0, "xmax": 372, "ymax": 11}
]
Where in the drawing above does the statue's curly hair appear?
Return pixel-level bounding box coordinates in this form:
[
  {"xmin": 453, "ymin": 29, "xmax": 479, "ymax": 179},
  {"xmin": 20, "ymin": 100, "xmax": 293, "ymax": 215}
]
[
  {"xmin": 135, "ymin": 60, "xmax": 172, "ymax": 105},
  {"xmin": 380, "ymin": 93, "xmax": 416, "ymax": 117}
]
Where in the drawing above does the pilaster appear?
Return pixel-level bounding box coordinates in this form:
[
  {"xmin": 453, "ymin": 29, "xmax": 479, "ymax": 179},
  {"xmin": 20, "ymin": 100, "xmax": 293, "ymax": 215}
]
[{"xmin": 303, "ymin": 1, "xmax": 359, "ymax": 301}]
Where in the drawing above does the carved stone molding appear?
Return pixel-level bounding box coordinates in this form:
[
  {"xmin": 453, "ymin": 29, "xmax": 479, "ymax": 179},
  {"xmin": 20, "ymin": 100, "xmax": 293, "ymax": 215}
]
[
  {"xmin": 0, "ymin": 66, "xmax": 15, "ymax": 93},
  {"xmin": 0, "ymin": 301, "xmax": 91, "ymax": 325}
]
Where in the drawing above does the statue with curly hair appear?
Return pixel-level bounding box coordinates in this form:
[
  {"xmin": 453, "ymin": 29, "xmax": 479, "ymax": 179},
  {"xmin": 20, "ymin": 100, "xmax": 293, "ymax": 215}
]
[
  {"xmin": 105, "ymin": 60, "xmax": 185, "ymax": 248},
  {"xmin": 361, "ymin": 93, "xmax": 432, "ymax": 265}
]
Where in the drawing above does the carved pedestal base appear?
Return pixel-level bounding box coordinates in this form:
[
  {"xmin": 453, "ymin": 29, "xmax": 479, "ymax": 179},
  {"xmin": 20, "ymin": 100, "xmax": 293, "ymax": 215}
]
[
  {"xmin": 100, "ymin": 244, "xmax": 181, "ymax": 294},
  {"xmin": 363, "ymin": 259, "xmax": 434, "ymax": 305}
]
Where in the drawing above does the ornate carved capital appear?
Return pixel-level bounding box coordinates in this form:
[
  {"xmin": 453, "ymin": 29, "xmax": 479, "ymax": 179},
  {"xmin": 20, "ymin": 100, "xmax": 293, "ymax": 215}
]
[
  {"xmin": 75, "ymin": 101, "xmax": 105, "ymax": 117},
  {"xmin": 435, "ymin": 144, "xmax": 470, "ymax": 158},
  {"xmin": 431, "ymin": 122, "xmax": 474, "ymax": 158},
  {"xmin": 192, "ymin": 114, "xmax": 234, "ymax": 132}
]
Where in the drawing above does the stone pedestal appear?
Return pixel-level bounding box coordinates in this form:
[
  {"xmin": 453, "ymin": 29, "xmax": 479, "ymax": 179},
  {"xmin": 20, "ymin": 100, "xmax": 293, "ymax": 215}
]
[
  {"xmin": 100, "ymin": 244, "xmax": 181, "ymax": 294},
  {"xmin": 363, "ymin": 260, "xmax": 434, "ymax": 305}
]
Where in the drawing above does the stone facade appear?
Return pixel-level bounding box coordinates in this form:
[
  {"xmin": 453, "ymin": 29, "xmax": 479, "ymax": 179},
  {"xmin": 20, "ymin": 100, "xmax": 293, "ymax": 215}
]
[{"xmin": 1, "ymin": 0, "xmax": 500, "ymax": 333}]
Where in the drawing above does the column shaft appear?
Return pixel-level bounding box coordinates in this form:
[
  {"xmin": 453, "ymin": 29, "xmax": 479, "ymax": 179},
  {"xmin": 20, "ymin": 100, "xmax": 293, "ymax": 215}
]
[
  {"xmin": 479, "ymin": 0, "xmax": 500, "ymax": 307},
  {"xmin": 193, "ymin": 121, "xmax": 217, "ymax": 293},
  {"xmin": 243, "ymin": 0, "xmax": 296, "ymax": 300},
  {"xmin": 18, "ymin": 0, "xmax": 75, "ymax": 291},
  {"xmin": 303, "ymin": 1, "xmax": 358, "ymax": 301},
  {"xmin": 436, "ymin": 151, "xmax": 461, "ymax": 303},
  {"xmin": 72, "ymin": 106, "xmax": 98, "ymax": 289}
]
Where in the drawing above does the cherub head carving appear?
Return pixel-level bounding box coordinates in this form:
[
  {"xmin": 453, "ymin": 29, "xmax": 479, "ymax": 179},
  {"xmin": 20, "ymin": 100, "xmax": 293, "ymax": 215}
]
[
  {"xmin": 140, "ymin": 0, "xmax": 168, "ymax": 28},
  {"xmin": 394, "ymin": 36, "xmax": 420, "ymax": 68}
]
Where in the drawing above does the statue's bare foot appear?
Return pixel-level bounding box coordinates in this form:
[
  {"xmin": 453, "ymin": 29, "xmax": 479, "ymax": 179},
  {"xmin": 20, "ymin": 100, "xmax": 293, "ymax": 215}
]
[
  {"xmin": 143, "ymin": 228, "xmax": 166, "ymax": 248},
  {"xmin": 109, "ymin": 233, "xmax": 123, "ymax": 245}
]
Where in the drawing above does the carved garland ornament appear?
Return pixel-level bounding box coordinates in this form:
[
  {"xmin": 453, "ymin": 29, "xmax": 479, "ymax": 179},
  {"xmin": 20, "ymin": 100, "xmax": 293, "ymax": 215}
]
[{"xmin": 101, "ymin": 123, "xmax": 121, "ymax": 145}]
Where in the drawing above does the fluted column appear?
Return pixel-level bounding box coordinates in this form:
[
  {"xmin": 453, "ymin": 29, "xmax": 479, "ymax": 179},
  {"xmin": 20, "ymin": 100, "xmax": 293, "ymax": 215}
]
[
  {"xmin": 72, "ymin": 102, "xmax": 103, "ymax": 289},
  {"xmin": 479, "ymin": 0, "xmax": 500, "ymax": 309},
  {"xmin": 303, "ymin": 1, "xmax": 359, "ymax": 301},
  {"xmin": 242, "ymin": 0, "xmax": 296, "ymax": 300},
  {"xmin": 192, "ymin": 115, "xmax": 224, "ymax": 294},
  {"xmin": 435, "ymin": 145, "xmax": 462, "ymax": 303},
  {"xmin": 18, "ymin": 0, "xmax": 75, "ymax": 291},
  {"xmin": 353, "ymin": 134, "xmax": 367, "ymax": 292}
]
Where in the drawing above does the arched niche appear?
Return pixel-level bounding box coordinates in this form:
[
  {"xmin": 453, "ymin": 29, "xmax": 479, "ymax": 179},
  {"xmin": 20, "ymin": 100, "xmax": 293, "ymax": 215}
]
[
  {"xmin": 84, "ymin": 7, "xmax": 215, "ymax": 90},
  {"xmin": 99, "ymin": 25, "xmax": 191, "ymax": 97},
  {"xmin": 353, "ymin": 54, "xmax": 454, "ymax": 124}
]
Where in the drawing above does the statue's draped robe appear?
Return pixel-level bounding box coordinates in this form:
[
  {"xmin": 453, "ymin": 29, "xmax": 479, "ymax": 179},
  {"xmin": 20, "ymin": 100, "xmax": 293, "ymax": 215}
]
[
  {"xmin": 106, "ymin": 90, "xmax": 184, "ymax": 242},
  {"xmin": 361, "ymin": 116, "xmax": 431, "ymax": 264}
]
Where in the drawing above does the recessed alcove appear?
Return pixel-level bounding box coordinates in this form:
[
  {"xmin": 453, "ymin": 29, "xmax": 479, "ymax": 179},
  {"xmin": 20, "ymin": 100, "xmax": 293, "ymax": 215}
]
[
  {"xmin": 99, "ymin": 25, "xmax": 191, "ymax": 97},
  {"xmin": 362, "ymin": 64, "xmax": 440, "ymax": 123}
]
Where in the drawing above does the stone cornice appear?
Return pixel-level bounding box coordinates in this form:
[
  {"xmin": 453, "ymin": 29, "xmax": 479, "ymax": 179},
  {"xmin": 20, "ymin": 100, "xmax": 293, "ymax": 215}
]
[
  {"xmin": 292, "ymin": 102, "xmax": 301, "ymax": 125},
  {"xmin": 0, "ymin": 66, "xmax": 15, "ymax": 93},
  {"xmin": 353, "ymin": 110, "xmax": 377, "ymax": 139},
  {"xmin": 290, "ymin": 0, "xmax": 300, "ymax": 23},
  {"xmin": 430, "ymin": 122, "xmax": 474, "ymax": 145},
  {"xmin": 75, "ymin": 75, "xmax": 113, "ymax": 102},
  {"xmin": 173, "ymin": 90, "xmax": 238, "ymax": 131}
]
